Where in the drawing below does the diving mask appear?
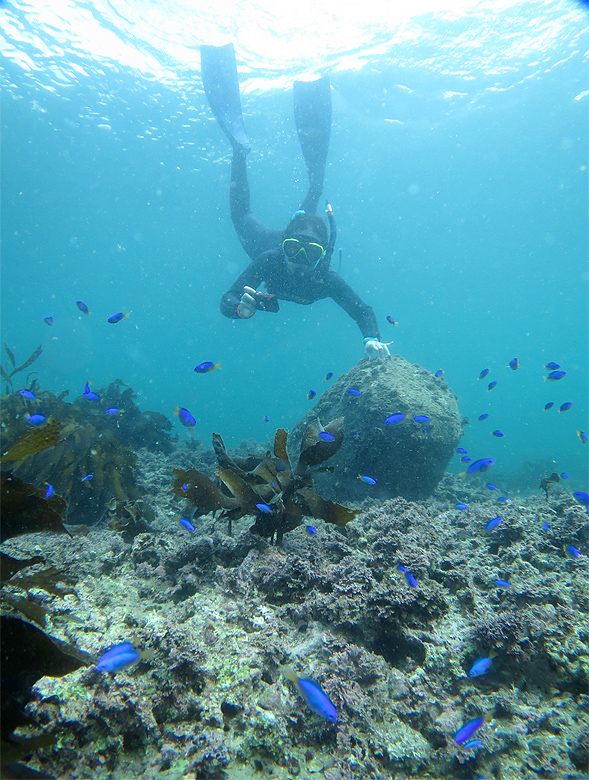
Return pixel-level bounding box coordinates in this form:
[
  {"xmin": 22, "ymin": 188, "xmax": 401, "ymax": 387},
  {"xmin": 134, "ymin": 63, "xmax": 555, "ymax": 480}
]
[{"xmin": 282, "ymin": 237, "xmax": 326, "ymax": 268}]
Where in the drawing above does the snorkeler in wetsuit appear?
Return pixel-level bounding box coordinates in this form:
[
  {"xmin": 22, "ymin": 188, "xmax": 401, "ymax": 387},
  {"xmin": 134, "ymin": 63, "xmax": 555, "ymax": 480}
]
[{"xmin": 201, "ymin": 43, "xmax": 390, "ymax": 359}]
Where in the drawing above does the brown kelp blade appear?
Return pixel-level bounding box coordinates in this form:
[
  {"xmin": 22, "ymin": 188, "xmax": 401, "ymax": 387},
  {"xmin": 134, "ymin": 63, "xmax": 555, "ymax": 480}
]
[
  {"xmin": 217, "ymin": 468, "xmax": 260, "ymax": 513},
  {"xmin": 3, "ymin": 341, "xmax": 16, "ymax": 367},
  {"xmin": 171, "ymin": 467, "xmax": 231, "ymax": 512},
  {"xmin": 1, "ymin": 420, "xmax": 61, "ymax": 463},
  {"xmin": 296, "ymin": 416, "xmax": 344, "ymax": 474},
  {"xmin": 212, "ymin": 433, "xmax": 246, "ymax": 475},
  {"xmin": 0, "ymin": 473, "xmax": 69, "ymax": 542},
  {"xmin": 298, "ymin": 486, "xmax": 360, "ymax": 528},
  {"xmin": 273, "ymin": 428, "xmax": 291, "ymax": 468},
  {"xmin": 9, "ymin": 344, "xmax": 43, "ymax": 377},
  {"xmin": 1, "ymin": 552, "xmax": 44, "ymax": 585}
]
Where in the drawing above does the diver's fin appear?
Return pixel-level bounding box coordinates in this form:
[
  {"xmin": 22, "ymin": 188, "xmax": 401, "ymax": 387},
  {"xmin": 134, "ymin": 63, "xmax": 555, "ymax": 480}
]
[
  {"xmin": 200, "ymin": 43, "xmax": 250, "ymax": 153},
  {"xmin": 293, "ymin": 76, "xmax": 332, "ymax": 191}
]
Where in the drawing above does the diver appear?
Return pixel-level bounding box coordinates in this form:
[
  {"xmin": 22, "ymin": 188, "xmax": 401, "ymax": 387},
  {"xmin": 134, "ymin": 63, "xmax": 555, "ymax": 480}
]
[{"xmin": 200, "ymin": 43, "xmax": 390, "ymax": 359}]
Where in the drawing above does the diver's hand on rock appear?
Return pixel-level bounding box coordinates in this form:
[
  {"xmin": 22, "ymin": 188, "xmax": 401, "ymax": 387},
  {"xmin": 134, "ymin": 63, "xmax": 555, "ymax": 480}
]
[
  {"xmin": 364, "ymin": 339, "xmax": 391, "ymax": 360},
  {"xmin": 237, "ymin": 286, "xmax": 257, "ymax": 319}
]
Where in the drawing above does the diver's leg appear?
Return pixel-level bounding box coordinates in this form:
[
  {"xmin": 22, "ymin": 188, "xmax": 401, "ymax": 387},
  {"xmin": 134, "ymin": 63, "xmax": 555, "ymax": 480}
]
[
  {"xmin": 294, "ymin": 76, "xmax": 332, "ymax": 214},
  {"xmin": 230, "ymin": 150, "xmax": 283, "ymax": 260},
  {"xmin": 201, "ymin": 43, "xmax": 250, "ymax": 153}
]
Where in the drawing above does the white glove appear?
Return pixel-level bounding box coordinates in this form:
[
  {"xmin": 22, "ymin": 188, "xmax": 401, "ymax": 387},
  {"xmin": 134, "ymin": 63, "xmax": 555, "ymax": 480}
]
[
  {"xmin": 237, "ymin": 286, "xmax": 257, "ymax": 319},
  {"xmin": 364, "ymin": 339, "xmax": 391, "ymax": 360}
]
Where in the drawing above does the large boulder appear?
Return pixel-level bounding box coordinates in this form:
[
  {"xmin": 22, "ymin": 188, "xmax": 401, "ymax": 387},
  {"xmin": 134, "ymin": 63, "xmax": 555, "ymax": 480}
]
[{"xmin": 288, "ymin": 356, "xmax": 463, "ymax": 502}]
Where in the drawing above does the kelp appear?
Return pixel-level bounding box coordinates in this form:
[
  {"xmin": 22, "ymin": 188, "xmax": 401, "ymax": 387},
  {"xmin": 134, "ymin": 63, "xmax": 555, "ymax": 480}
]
[
  {"xmin": 0, "ymin": 473, "xmax": 69, "ymax": 543},
  {"xmin": 173, "ymin": 418, "xmax": 360, "ymax": 544},
  {"xmin": 1, "ymin": 420, "xmax": 61, "ymax": 463},
  {"xmin": 0, "ymin": 380, "xmax": 172, "ymax": 526},
  {"xmin": 1, "ymin": 343, "xmax": 43, "ymax": 392}
]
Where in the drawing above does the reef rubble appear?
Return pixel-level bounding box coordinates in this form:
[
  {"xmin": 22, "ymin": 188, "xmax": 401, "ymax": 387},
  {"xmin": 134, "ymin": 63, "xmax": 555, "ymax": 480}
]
[{"xmin": 1, "ymin": 443, "xmax": 587, "ymax": 780}]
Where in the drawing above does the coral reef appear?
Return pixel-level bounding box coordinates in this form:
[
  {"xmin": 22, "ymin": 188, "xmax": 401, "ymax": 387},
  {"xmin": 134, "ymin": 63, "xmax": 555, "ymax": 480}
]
[
  {"xmin": 0, "ymin": 437, "xmax": 586, "ymax": 779},
  {"xmin": 289, "ymin": 356, "xmax": 464, "ymax": 502}
]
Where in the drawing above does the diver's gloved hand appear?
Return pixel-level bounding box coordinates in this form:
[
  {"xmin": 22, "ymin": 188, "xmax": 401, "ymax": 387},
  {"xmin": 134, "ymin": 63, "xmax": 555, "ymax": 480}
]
[
  {"xmin": 364, "ymin": 338, "xmax": 391, "ymax": 360},
  {"xmin": 237, "ymin": 286, "xmax": 257, "ymax": 319}
]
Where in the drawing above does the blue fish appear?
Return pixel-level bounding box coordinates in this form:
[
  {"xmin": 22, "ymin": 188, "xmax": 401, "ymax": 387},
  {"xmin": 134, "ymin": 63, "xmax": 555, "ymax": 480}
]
[
  {"xmin": 27, "ymin": 414, "xmax": 46, "ymax": 425},
  {"xmin": 358, "ymin": 475, "xmax": 376, "ymax": 485},
  {"xmin": 434, "ymin": 369, "xmax": 444, "ymax": 378},
  {"xmin": 282, "ymin": 667, "xmax": 337, "ymax": 724},
  {"xmin": 455, "ymin": 503, "xmax": 468, "ymax": 510},
  {"xmin": 107, "ymin": 312, "xmax": 129, "ymax": 324},
  {"xmin": 561, "ymin": 473, "xmax": 569, "ymax": 479},
  {"xmin": 324, "ymin": 372, "xmax": 334, "ymax": 381},
  {"xmin": 457, "ymin": 448, "xmax": 468, "ymax": 454},
  {"xmin": 307, "ymin": 390, "xmax": 316, "ymax": 400},
  {"xmin": 544, "ymin": 402, "xmax": 554, "ymax": 411},
  {"xmin": 460, "ymin": 456, "xmax": 473, "ymax": 463},
  {"xmin": 491, "ymin": 430, "xmax": 505, "ymax": 437},
  {"xmin": 455, "ymin": 714, "xmax": 487, "ymax": 745},
  {"xmin": 486, "ymin": 483, "xmax": 498, "ymax": 491},
  {"xmin": 174, "ymin": 407, "xmax": 196, "ymax": 427},
  {"xmin": 397, "ymin": 565, "xmax": 418, "ymax": 588},
  {"xmin": 318, "ymin": 432, "xmax": 335, "ymax": 442},
  {"xmin": 44, "ymin": 483, "xmax": 54, "ymax": 499},
  {"xmin": 76, "ymin": 300, "xmax": 90, "ymax": 315},
  {"xmin": 544, "ymin": 362, "xmax": 560, "ymax": 370},
  {"xmin": 495, "ymin": 579, "xmax": 511, "ymax": 588},
  {"xmin": 43, "ymin": 316, "xmax": 53, "ymax": 325},
  {"xmin": 509, "ymin": 358, "xmax": 519, "ymax": 370},
  {"xmin": 413, "ymin": 415, "xmax": 430, "ymax": 423},
  {"xmin": 83, "ymin": 382, "xmax": 99, "ymax": 401},
  {"xmin": 469, "ymin": 654, "xmax": 494, "ymax": 678},
  {"xmin": 559, "ymin": 401, "xmax": 573, "ymax": 413},
  {"xmin": 182, "ymin": 483, "xmax": 188, "ymax": 491},
  {"xmin": 462, "ymin": 458, "xmax": 495, "ymax": 477},
  {"xmin": 81, "ymin": 474, "xmax": 93, "ymax": 482},
  {"xmin": 105, "ymin": 407, "xmax": 120, "ymax": 414},
  {"xmin": 544, "ymin": 370, "xmax": 566, "ymax": 381},
  {"xmin": 578, "ymin": 431, "xmax": 588, "ymax": 444},
  {"xmin": 264, "ymin": 415, "xmax": 270, "ymax": 422},
  {"xmin": 386, "ymin": 315, "xmax": 399, "ymax": 326},
  {"xmin": 96, "ymin": 642, "xmax": 141, "ymax": 673},
  {"xmin": 385, "ymin": 413, "xmax": 406, "ymax": 425},
  {"xmin": 573, "ymin": 491, "xmax": 589, "ymax": 507},
  {"xmin": 179, "ymin": 517, "xmax": 195, "ymax": 532},
  {"xmin": 542, "ymin": 521, "xmax": 550, "ymax": 532},
  {"xmin": 19, "ymin": 389, "xmax": 36, "ymax": 400},
  {"xmin": 256, "ymin": 503, "xmax": 271, "ymax": 514},
  {"xmin": 306, "ymin": 525, "xmax": 317, "ymax": 535},
  {"xmin": 487, "ymin": 381, "xmax": 497, "ymax": 391},
  {"xmin": 478, "ymin": 413, "xmax": 489, "ymax": 421},
  {"xmin": 486, "ymin": 517, "xmax": 503, "ymax": 532},
  {"xmin": 346, "ymin": 388, "xmax": 361, "ymax": 396},
  {"xmin": 194, "ymin": 361, "xmax": 221, "ymax": 374},
  {"xmin": 478, "ymin": 368, "xmax": 490, "ymax": 380},
  {"xmin": 497, "ymin": 496, "xmax": 509, "ymax": 502},
  {"xmin": 564, "ymin": 544, "xmax": 580, "ymax": 559},
  {"xmin": 462, "ymin": 739, "xmax": 483, "ymax": 750}
]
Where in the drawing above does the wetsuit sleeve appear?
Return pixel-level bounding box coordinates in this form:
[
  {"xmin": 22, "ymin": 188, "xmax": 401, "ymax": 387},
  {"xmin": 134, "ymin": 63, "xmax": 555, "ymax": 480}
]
[
  {"xmin": 230, "ymin": 151, "xmax": 283, "ymax": 260},
  {"xmin": 220, "ymin": 255, "xmax": 268, "ymax": 319},
  {"xmin": 326, "ymin": 273, "xmax": 380, "ymax": 340}
]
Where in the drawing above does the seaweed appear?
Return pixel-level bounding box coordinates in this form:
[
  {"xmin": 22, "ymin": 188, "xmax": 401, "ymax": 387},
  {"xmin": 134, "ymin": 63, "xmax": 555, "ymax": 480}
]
[
  {"xmin": 0, "ymin": 472, "xmax": 69, "ymax": 543},
  {"xmin": 1, "ymin": 420, "xmax": 61, "ymax": 463},
  {"xmin": 173, "ymin": 418, "xmax": 360, "ymax": 544},
  {"xmin": 0, "ymin": 381, "xmax": 172, "ymax": 525},
  {"xmin": 106, "ymin": 497, "xmax": 156, "ymax": 542},
  {"xmin": 1, "ymin": 343, "xmax": 43, "ymax": 392}
]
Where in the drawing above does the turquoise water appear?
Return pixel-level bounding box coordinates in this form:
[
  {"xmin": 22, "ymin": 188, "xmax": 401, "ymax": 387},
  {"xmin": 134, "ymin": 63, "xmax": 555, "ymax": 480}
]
[{"xmin": 2, "ymin": 0, "xmax": 587, "ymax": 488}]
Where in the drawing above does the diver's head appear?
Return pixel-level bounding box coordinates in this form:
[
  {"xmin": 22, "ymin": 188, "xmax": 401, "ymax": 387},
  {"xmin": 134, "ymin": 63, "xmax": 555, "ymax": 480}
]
[{"xmin": 283, "ymin": 213, "xmax": 329, "ymax": 274}]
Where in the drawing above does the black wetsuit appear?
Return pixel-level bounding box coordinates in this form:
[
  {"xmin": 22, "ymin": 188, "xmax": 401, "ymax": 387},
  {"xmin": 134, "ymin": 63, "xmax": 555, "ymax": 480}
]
[
  {"xmin": 220, "ymin": 247, "xmax": 380, "ymax": 340},
  {"xmin": 230, "ymin": 151, "xmax": 322, "ymax": 261}
]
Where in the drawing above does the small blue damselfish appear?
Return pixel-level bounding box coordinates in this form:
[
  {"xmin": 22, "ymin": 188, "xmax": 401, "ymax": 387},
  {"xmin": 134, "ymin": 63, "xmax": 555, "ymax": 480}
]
[
  {"xmin": 96, "ymin": 642, "xmax": 141, "ymax": 673},
  {"xmin": 282, "ymin": 666, "xmax": 337, "ymax": 723}
]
